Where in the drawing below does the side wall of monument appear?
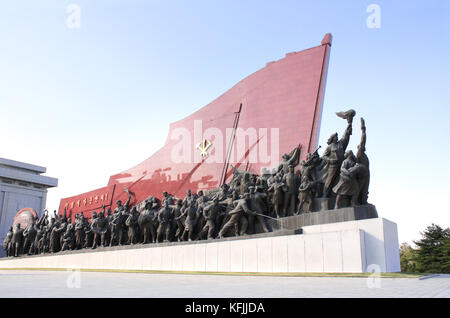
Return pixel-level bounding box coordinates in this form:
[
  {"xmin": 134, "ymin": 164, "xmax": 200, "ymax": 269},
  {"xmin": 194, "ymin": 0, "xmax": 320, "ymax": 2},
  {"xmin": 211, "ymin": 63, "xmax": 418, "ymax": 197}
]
[{"xmin": 301, "ymin": 218, "xmax": 401, "ymax": 273}]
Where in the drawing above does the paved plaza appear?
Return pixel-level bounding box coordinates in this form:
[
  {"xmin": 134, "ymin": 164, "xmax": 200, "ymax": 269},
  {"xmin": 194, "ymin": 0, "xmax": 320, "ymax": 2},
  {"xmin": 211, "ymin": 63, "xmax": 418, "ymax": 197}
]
[{"xmin": 0, "ymin": 270, "xmax": 448, "ymax": 298}]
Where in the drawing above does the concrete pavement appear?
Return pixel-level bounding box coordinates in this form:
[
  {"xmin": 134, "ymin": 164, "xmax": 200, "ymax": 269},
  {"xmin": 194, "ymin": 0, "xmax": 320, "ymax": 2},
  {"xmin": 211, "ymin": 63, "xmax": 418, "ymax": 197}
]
[{"xmin": 0, "ymin": 270, "xmax": 448, "ymax": 298}]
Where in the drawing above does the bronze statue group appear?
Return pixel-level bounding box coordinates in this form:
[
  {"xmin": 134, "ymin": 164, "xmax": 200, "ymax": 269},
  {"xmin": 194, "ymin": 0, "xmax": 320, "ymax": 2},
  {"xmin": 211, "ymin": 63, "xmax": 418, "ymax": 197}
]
[{"xmin": 3, "ymin": 110, "xmax": 370, "ymax": 258}]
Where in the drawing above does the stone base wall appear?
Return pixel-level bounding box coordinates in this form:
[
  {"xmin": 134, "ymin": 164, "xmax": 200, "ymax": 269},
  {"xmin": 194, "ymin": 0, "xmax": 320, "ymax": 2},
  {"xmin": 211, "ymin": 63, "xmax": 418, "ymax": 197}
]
[{"xmin": 0, "ymin": 218, "xmax": 400, "ymax": 273}]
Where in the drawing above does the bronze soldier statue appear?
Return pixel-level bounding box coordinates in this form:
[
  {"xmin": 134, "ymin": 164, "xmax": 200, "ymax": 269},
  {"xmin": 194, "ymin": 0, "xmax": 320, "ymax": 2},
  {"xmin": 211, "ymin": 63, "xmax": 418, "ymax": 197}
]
[
  {"xmin": 321, "ymin": 109, "xmax": 355, "ymax": 199},
  {"xmin": 297, "ymin": 174, "xmax": 315, "ymax": 214},
  {"xmin": 213, "ymin": 183, "xmax": 230, "ymax": 202},
  {"xmin": 182, "ymin": 189, "xmax": 194, "ymax": 207},
  {"xmin": 267, "ymin": 175, "xmax": 286, "ymax": 218},
  {"xmin": 239, "ymin": 172, "xmax": 254, "ymax": 197},
  {"xmin": 218, "ymin": 193, "xmax": 256, "ymax": 238},
  {"xmin": 74, "ymin": 213, "xmax": 87, "ymax": 249},
  {"xmin": 49, "ymin": 218, "xmax": 65, "ymax": 253},
  {"xmin": 162, "ymin": 191, "xmax": 176, "ymax": 206},
  {"xmin": 177, "ymin": 200, "xmax": 198, "ymax": 242},
  {"xmin": 332, "ymin": 150, "xmax": 361, "ymax": 209},
  {"xmin": 110, "ymin": 189, "xmax": 132, "ymax": 246},
  {"xmin": 248, "ymin": 186, "xmax": 271, "ymax": 234},
  {"xmin": 282, "ymin": 165, "xmax": 298, "ymax": 217},
  {"xmin": 61, "ymin": 223, "xmax": 75, "ymax": 251},
  {"xmin": 75, "ymin": 213, "xmax": 84, "ymax": 250},
  {"xmin": 157, "ymin": 201, "xmax": 173, "ymax": 242},
  {"xmin": 138, "ymin": 199, "xmax": 158, "ymax": 244},
  {"xmin": 23, "ymin": 223, "xmax": 37, "ymax": 255},
  {"xmin": 172, "ymin": 200, "xmax": 185, "ymax": 242},
  {"xmin": 36, "ymin": 209, "xmax": 49, "ymax": 229},
  {"xmin": 92, "ymin": 207, "xmax": 110, "ymax": 248},
  {"xmin": 277, "ymin": 145, "xmax": 301, "ymax": 174},
  {"xmin": 105, "ymin": 208, "xmax": 113, "ymax": 246},
  {"xmin": 356, "ymin": 118, "xmax": 370, "ymax": 205},
  {"xmin": 218, "ymin": 190, "xmax": 240, "ymax": 235},
  {"xmin": 194, "ymin": 190, "xmax": 208, "ymax": 236},
  {"xmin": 85, "ymin": 212, "xmax": 97, "ymax": 248},
  {"xmin": 125, "ymin": 206, "xmax": 140, "ymax": 245},
  {"xmin": 11, "ymin": 224, "xmax": 24, "ymax": 257},
  {"xmin": 197, "ymin": 197, "xmax": 222, "ymax": 240},
  {"xmin": 296, "ymin": 151, "xmax": 320, "ymax": 214},
  {"xmin": 39, "ymin": 227, "xmax": 50, "ymax": 254},
  {"xmin": 3, "ymin": 226, "xmax": 13, "ymax": 257},
  {"xmin": 34, "ymin": 224, "xmax": 45, "ymax": 254},
  {"xmin": 58, "ymin": 215, "xmax": 68, "ymax": 249}
]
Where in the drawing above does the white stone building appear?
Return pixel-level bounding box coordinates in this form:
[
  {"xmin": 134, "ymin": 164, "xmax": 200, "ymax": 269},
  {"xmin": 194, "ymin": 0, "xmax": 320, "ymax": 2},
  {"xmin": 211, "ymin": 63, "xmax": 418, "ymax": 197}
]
[{"xmin": 0, "ymin": 158, "xmax": 58, "ymax": 257}]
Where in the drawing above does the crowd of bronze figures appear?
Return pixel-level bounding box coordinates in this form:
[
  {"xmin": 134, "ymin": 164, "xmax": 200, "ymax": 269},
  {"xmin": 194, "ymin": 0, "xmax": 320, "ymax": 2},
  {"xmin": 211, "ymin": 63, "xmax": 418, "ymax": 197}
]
[{"xmin": 3, "ymin": 110, "xmax": 370, "ymax": 257}]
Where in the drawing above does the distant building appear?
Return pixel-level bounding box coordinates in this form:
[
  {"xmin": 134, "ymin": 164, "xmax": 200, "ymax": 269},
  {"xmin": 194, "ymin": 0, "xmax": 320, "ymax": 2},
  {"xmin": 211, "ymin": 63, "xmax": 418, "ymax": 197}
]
[{"xmin": 0, "ymin": 158, "xmax": 58, "ymax": 257}]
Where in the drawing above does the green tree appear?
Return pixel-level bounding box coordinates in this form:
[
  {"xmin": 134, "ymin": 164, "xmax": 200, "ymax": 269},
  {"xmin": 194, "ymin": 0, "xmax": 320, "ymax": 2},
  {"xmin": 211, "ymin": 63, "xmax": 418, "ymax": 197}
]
[
  {"xmin": 399, "ymin": 242, "xmax": 417, "ymax": 272},
  {"xmin": 413, "ymin": 223, "xmax": 450, "ymax": 273}
]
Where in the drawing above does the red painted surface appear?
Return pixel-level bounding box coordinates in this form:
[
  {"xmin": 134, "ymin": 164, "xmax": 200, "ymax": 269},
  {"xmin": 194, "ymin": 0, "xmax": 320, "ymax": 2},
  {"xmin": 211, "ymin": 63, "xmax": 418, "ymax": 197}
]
[
  {"xmin": 59, "ymin": 184, "xmax": 116, "ymax": 221},
  {"xmin": 13, "ymin": 208, "xmax": 38, "ymax": 229},
  {"xmin": 58, "ymin": 34, "xmax": 332, "ymax": 218}
]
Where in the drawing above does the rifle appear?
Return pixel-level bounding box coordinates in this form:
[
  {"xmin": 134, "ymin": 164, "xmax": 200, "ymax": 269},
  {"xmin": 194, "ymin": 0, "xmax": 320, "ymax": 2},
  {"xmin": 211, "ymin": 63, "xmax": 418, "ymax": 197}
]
[
  {"xmin": 312, "ymin": 145, "xmax": 321, "ymax": 157},
  {"xmin": 253, "ymin": 212, "xmax": 278, "ymax": 221}
]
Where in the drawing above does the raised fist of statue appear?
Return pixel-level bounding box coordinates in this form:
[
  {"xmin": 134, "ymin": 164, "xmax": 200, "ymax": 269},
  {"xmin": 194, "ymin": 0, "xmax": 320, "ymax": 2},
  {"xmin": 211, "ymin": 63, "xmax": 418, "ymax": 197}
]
[{"xmin": 336, "ymin": 109, "xmax": 356, "ymax": 124}]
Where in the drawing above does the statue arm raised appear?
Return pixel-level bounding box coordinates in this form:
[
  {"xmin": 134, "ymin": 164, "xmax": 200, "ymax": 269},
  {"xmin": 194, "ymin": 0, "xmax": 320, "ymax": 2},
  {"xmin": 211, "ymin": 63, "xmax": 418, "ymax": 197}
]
[
  {"xmin": 38, "ymin": 209, "xmax": 48, "ymax": 226},
  {"xmin": 340, "ymin": 123, "xmax": 352, "ymax": 151},
  {"xmin": 124, "ymin": 188, "xmax": 132, "ymax": 208},
  {"xmin": 357, "ymin": 118, "xmax": 366, "ymax": 158}
]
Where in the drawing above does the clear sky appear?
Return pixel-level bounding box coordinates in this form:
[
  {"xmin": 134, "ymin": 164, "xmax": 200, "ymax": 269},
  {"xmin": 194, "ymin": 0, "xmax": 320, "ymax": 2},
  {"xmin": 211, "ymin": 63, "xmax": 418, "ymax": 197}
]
[{"xmin": 0, "ymin": 0, "xmax": 449, "ymax": 245}]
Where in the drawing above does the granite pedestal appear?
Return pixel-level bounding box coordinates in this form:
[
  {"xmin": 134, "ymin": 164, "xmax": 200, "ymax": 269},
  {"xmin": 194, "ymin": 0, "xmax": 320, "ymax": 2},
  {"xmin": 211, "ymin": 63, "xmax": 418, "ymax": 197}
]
[
  {"xmin": 270, "ymin": 204, "xmax": 378, "ymax": 231},
  {"xmin": 0, "ymin": 214, "xmax": 400, "ymax": 273}
]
